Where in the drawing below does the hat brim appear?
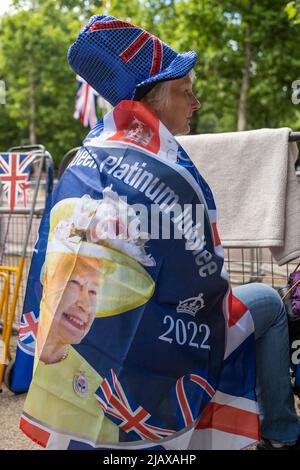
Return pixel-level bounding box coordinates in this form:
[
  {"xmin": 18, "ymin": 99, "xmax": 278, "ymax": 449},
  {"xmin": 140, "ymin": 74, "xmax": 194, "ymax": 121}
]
[{"xmin": 133, "ymin": 50, "xmax": 198, "ymax": 101}]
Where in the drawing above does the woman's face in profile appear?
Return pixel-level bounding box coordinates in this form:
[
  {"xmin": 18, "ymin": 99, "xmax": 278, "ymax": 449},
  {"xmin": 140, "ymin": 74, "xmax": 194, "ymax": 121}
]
[{"xmin": 48, "ymin": 258, "xmax": 100, "ymax": 345}]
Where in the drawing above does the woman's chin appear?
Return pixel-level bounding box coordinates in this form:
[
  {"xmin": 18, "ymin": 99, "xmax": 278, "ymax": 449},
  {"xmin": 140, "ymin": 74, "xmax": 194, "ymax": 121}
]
[{"xmin": 176, "ymin": 124, "xmax": 190, "ymax": 136}]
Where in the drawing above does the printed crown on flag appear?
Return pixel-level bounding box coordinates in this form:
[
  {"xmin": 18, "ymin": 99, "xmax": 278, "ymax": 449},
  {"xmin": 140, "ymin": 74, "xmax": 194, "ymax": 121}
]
[{"xmin": 68, "ymin": 14, "xmax": 198, "ymax": 106}]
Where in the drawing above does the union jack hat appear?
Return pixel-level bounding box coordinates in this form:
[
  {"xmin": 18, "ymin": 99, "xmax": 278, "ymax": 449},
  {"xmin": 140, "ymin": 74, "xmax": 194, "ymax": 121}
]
[{"xmin": 68, "ymin": 15, "xmax": 197, "ymax": 106}]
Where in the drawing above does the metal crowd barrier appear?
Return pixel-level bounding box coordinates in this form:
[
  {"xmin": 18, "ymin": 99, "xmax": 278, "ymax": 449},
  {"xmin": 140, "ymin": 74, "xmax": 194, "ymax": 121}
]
[{"xmin": 224, "ymin": 247, "xmax": 299, "ymax": 289}]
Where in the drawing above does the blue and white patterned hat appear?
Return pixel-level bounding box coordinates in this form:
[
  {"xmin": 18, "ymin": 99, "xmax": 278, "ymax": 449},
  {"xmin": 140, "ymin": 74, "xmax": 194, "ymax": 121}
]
[{"xmin": 68, "ymin": 15, "xmax": 198, "ymax": 106}]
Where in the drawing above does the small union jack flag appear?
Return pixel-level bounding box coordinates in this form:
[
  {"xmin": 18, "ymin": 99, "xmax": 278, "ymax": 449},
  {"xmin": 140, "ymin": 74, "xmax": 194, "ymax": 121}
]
[
  {"xmin": 74, "ymin": 75, "xmax": 98, "ymax": 128},
  {"xmin": 89, "ymin": 20, "xmax": 163, "ymax": 77},
  {"xmin": 19, "ymin": 311, "xmax": 39, "ymax": 343},
  {"xmin": 96, "ymin": 369, "xmax": 176, "ymax": 441},
  {"xmin": 0, "ymin": 153, "xmax": 35, "ymax": 211}
]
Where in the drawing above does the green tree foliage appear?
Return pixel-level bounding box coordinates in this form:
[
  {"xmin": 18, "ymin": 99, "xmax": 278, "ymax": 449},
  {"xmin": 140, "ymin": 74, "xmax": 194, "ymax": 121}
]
[
  {"xmin": 0, "ymin": 0, "xmax": 94, "ymax": 164},
  {"xmin": 0, "ymin": 0, "xmax": 300, "ymax": 166}
]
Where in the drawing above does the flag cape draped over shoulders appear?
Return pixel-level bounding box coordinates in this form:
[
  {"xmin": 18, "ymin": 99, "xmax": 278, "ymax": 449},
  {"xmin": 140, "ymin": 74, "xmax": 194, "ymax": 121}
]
[{"xmin": 18, "ymin": 100, "xmax": 259, "ymax": 450}]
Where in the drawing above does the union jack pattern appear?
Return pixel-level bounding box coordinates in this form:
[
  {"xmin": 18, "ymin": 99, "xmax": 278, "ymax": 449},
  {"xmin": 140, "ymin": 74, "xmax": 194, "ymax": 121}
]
[
  {"xmin": 96, "ymin": 369, "xmax": 176, "ymax": 441},
  {"xmin": 19, "ymin": 311, "xmax": 39, "ymax": 343},
  {"xmin": 0, "ymin": 153, "xmax": 35, "ymax": 211},
  {"xmin": 96, "ymin": 368, "xmax": 217, "ymax": 441},
  {"xmin": 89, "ymin": 20, "xmax": 163, "ymax": 76},
  {"xmin": 74, "ymin": 75, "xmax": 98, "ymax": 128},
  {"xmin": 19, "ymin": 412, "xmax": 168, "ymax": 450}
]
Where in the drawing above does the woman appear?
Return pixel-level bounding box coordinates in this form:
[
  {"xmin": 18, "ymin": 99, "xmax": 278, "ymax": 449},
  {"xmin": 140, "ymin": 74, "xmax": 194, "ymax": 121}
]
[
  {"xmin": 141, "ymin": 70, "xmax": 300, "ymax": 450},
  {"xmin": 20, "ymin": 14, "xmax": 299, "ymax": 450}
]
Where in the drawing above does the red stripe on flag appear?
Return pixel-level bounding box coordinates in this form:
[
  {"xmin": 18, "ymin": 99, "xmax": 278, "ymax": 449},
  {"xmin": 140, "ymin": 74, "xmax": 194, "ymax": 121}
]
[
  {"xmin": 150, "ymin": 38, "xmax": 163, "ymax": 76},
  {"xmin": 101, "ymin": 379, "xmax": 113, "ymax": 404},
  {"xmin": 120, "ymin": 31, "xmax": 151, "ymax": 63},
  {"xmin": 212, "ymin": 223, "xmax": 221, "ymax": 246},
  {"xmin": 176, "ymin": 377, "xmax": 193, "ymax": 425},
  {"xmin": 196, "ymin": 402, "xmax": 260, "ymax": 440},
  {"xmin": 80, "ymin": 83, "xmax": 89, "ymax": 126},
  {"xmin": 19, "ymin": 152, "xmax": 36, "ymax": 172},
  {"xmin": 20, "ymin": 416, "xmax": 50, "ymax": 448},
  {"xmin": 190, "ymin": 374, "xmax": 215, "ymax": 397},
  {"xmin": 112, "ymin": 369, "xmax": 127, "ymax": 407},
  {"xmin": 0, "ymin": 153, "xmax": 28, "ymax": 211},
  {"xmin": 228, "ymin": 291, "xmax": 248, "ymax": 328},
  {"xmin": 0, "ymin": 156, "xmax": 9, "ymax": 172}
]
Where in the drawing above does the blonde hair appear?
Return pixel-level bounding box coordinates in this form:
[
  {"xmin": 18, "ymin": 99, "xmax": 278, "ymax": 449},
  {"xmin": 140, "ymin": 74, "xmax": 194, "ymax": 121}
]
[{"xmin": 141, "ymin": 69, "xmax": 196, "ymax": 112}]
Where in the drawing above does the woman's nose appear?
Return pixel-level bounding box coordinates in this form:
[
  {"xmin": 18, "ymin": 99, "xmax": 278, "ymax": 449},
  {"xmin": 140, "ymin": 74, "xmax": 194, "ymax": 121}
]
[{"xmin": 192, "ymin": 95, "xmax": 201, "ymax": 111}]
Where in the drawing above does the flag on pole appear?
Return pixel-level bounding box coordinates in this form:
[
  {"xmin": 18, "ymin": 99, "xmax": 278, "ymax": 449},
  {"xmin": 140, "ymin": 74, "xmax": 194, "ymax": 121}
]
[
  {"xmin": 73, "ymin": 75, "xmax": 98, "ymax": 128},
  {"xmin": 16, "ymin": 100, "xmax": 259, "ymax": 449}
]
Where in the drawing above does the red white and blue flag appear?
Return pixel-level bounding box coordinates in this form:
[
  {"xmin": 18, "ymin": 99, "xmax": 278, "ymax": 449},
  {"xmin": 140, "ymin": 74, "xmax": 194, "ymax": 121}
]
[
  {"xmin": 0, "ymin": 152, "xmax": 35, "ymax": 211},
  {"xmin": 74, "ymin": 75, "xmax": 98, "ymax": 128},
  {"xmin": 96, "ymin": 368, "xmax": 177, "ymax": 441}
]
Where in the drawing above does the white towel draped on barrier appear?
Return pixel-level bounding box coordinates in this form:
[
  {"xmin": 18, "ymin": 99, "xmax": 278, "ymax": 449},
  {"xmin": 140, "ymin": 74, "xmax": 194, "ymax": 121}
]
[{"xmin": 178, "ymin": 128, "xmax": 300, "ymax": 265}]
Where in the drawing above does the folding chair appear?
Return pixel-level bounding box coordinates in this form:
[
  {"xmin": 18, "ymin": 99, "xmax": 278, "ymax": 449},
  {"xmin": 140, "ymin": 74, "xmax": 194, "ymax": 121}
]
[{"xmin": 57, "ymin": 147, "xmax": 80, "ymax": 179}]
